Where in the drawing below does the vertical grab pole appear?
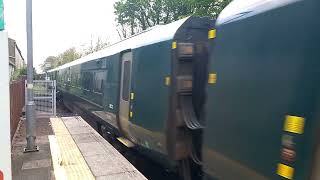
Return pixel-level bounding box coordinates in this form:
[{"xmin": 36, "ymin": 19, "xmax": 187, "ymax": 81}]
[{"xmin": 24, "ymin": 0, "xmax": 38, "ymax": 152}]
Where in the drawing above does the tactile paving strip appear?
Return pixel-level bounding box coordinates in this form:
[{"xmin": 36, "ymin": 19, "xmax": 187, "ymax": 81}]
[{"xmin": 50, "ymin": 118, "xmax": 94, "ymax": 180}]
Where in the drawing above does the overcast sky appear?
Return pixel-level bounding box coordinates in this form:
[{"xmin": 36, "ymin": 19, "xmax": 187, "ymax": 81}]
[{"xmin": 4, "ymin": 0, "xmax": 120, "ymax": 72}]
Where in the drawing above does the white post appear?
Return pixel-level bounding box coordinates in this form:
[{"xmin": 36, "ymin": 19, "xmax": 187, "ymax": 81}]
[{"xmin": 0, "ymin": 32, "xmax": 12, "ymax": 180}]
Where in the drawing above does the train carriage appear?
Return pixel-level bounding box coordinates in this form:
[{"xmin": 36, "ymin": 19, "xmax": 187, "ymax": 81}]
[
  {"xmin": 49, "ymin": 16, "xmax": 213, "ymax": 176},
  {"xmin": 48, "ymin": 0, "xmax": 320, "ymax": 179},
  {"xmin": 203, "ymin": 0, "xmax": 320, "ymax": 179}
]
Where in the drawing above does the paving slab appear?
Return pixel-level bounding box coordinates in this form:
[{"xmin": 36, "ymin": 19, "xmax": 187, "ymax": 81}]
[
  {"xmin": 11, "ymin": 115, "xmax": 54, "ymax": 180},
  {"xmin": 12, "ymin": 114, "xmax": 147, "ymax": 180},
  {"xmin": 50, "ymin": 117, "xmax": 94, "ymax": 180},
  {"xmin": 50, "ymin": 116, "xmax": 147, "ymax": 180}
]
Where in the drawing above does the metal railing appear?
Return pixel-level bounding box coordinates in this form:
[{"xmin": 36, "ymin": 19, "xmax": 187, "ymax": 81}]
[{"xmin": 25, "ymin": 80, "xmax": 56, "ymax": 116}]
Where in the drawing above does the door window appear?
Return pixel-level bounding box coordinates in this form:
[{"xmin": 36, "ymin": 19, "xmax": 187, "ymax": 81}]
[{"xmin": 122, "ymin": 61, "xmax": 131, "ymax": 101}]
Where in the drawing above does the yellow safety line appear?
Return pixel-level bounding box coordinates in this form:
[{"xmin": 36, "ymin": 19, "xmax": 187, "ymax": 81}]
[
  {"xmin": 50, "ymin": 118, "xmax": 95, "ymax": 180},
  {"xmin": 49, "ymin": 135, "xmax": 67, "ymax": 180}
]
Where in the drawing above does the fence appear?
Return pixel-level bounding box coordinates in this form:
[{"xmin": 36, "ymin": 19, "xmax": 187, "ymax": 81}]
[
  {"xmin": 28, "ymin": 80, "xmax": 56, "ymax": 116},
  {"xmin": 10, "ymin": 76, "xmax": 26, "ymax": 139}
]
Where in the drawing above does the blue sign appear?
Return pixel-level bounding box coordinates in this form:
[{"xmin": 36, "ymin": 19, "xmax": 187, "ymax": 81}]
[{"xmin": 0, "ymin": 0, "xmax": 4, "ymax": 30}]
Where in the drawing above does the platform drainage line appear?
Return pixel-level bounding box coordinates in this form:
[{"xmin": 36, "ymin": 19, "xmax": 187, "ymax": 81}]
[{"xmin": 49, "ymin": 118, "xmax": 95, "ymax": 180}]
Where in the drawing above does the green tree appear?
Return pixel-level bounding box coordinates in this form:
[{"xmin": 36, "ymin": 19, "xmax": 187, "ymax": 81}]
[
  {"xmin": 41, "ymin": 48, "xmax": 81, "ymax": 72},
  {"xmin": 40, "ymin": 56, "xmax": 58, "ymax": 72},
  {"xmin": 57, "ymin": 47, "xmax": 82, "ymax": 65},
  {"xmin": 114, "ymin": 0, "xmax": 232, "ymax": 39},
  {"xmin": 41, "ymin": 38, "xmax": 110, "ymax": 71},
  {"xmin": 11, "ymin": 65, "xmax": 27, "ymax": 81}
]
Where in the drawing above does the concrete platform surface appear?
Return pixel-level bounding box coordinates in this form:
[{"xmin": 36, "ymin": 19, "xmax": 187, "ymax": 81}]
[
  {"xmin": 50, "ymin": 116, "xmax": 147, "ymax": 180},
  {"xmin": 11, "ymin": 113, "xmax": 54, "ymax": 180}
]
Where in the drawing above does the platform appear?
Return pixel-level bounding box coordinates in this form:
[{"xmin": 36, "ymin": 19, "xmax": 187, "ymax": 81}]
[
  {"xmin": 11, "ymin": 113, "xmax": 147, "ymax": 180},
  {"xmin": 11, "ymin": 112, "xmax": 54, "ymax": 180},
  {"xmin": 49, "ymin": 116, "xmax": 147, "ymax": 180}
]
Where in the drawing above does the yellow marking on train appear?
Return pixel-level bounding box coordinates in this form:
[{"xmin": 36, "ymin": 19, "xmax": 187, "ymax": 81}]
[
  {"xmin": 130, "ymin": 93, "xmax": 135, "ymax": 100},
  {"xmin": 277, "ymin": 163, "xmax": 294, "ymax": 179},
  {"xmin": 208, "ymin": 29, "xmax": 217, "ymax": 39},
  {"xmin": 208, "ymin": 73, "xmax": 217, "ymax": 84},
  {"xmin": 117, "ymin": 137, "xmax": 135, "ymax": 148},
  {"xmin": 130, "ymin": 111, "xmax": 133, "ymax": 118},
  {"xmin": 172, "ymin": 41, "xmax": 177, "ymax": 49},
  {"xmin": 284, "ymin": 115, "xmax": 305, "ymax": 134},
  {"xmin": 165, "ymin": 76, "xmax": 171, "ymax": 86}
]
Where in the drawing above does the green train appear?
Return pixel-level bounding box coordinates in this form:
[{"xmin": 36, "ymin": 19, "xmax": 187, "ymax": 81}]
[
  {"xmin": 48, "ymin": 16, "xmax": 213, "ymax": 178},
  {"xmin": 48, "ymin": 0, "xmax": 320, "ymax": 179},
  {"xmin": 203, "ymin": 0, "xmax": 320, "ymax": 180}
]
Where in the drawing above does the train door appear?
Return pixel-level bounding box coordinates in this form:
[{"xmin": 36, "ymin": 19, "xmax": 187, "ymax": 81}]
[{"xmin": 119, "ymin": 51, "xmax": 132, "ymax": 138}]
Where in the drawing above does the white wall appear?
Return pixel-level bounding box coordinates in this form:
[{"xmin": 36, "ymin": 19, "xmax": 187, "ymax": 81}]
[{"xmin": 0, "ymin": 31, "xmax": 12, "ymax": 180}]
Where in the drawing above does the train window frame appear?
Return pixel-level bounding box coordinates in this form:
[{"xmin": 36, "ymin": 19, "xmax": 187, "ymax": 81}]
[
  {"xmin": 82, "ymin": 71, "xmax": 94, "ymax": 91},
  {"xmin": 93, "ymin": 71, "xmax": 107, "ymax": 94},
  {"xmin": 122, "ymin": 61, "xmax": 131, "ymax": 101}
]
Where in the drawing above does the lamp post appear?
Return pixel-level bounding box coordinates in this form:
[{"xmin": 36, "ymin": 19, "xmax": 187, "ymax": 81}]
[{"xmin": 24, "ymin": 0, "xmax": 38, "ymax": 152}]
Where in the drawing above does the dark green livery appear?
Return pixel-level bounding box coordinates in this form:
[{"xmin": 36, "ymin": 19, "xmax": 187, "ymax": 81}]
[
  {"xmin": 49, "ymin": 17, "xmax": 212, "ymax": 175},
  {"xmin": 203, "ymin": 0, "xmax": 320, "ymax": 179}
]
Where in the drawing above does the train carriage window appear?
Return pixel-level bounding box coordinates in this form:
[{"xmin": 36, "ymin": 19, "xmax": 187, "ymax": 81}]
[
  {"xmin": 77, "ymin": 73, "xmax": 80, "ymax": 86},
  {"xmin": 85, "ymin": 72, "xmax": 89, "ymax": 89},
  {"xmin": 89, "ymin": 72, "xmax": 94, "ymax": 90},
  {"xmin": 82, "ymin": 72, "xmax": 94, "ymax": 91},
  {"xmin": 122, "ymin": 61, "xmax": 131, "ymax": 101},
  {"xmin": 88, "ymin": 72, "xmax": 92, "ymax": 90},
  {"xmin": 81, "ymin": 72, "xmax": 86, "ymax": 89},
  {"xmin": 94, "ymin": 71, "xmax": 107, "ymax": 93}
]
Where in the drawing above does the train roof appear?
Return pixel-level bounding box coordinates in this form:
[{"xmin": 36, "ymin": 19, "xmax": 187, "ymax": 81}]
[
  {"xmin": 217, "ymin": 0, "xmax": 301, "ymax": 25},
  {"xmin": 48, "ymin": 17, "xmax": 190, "ymax": 72}
]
